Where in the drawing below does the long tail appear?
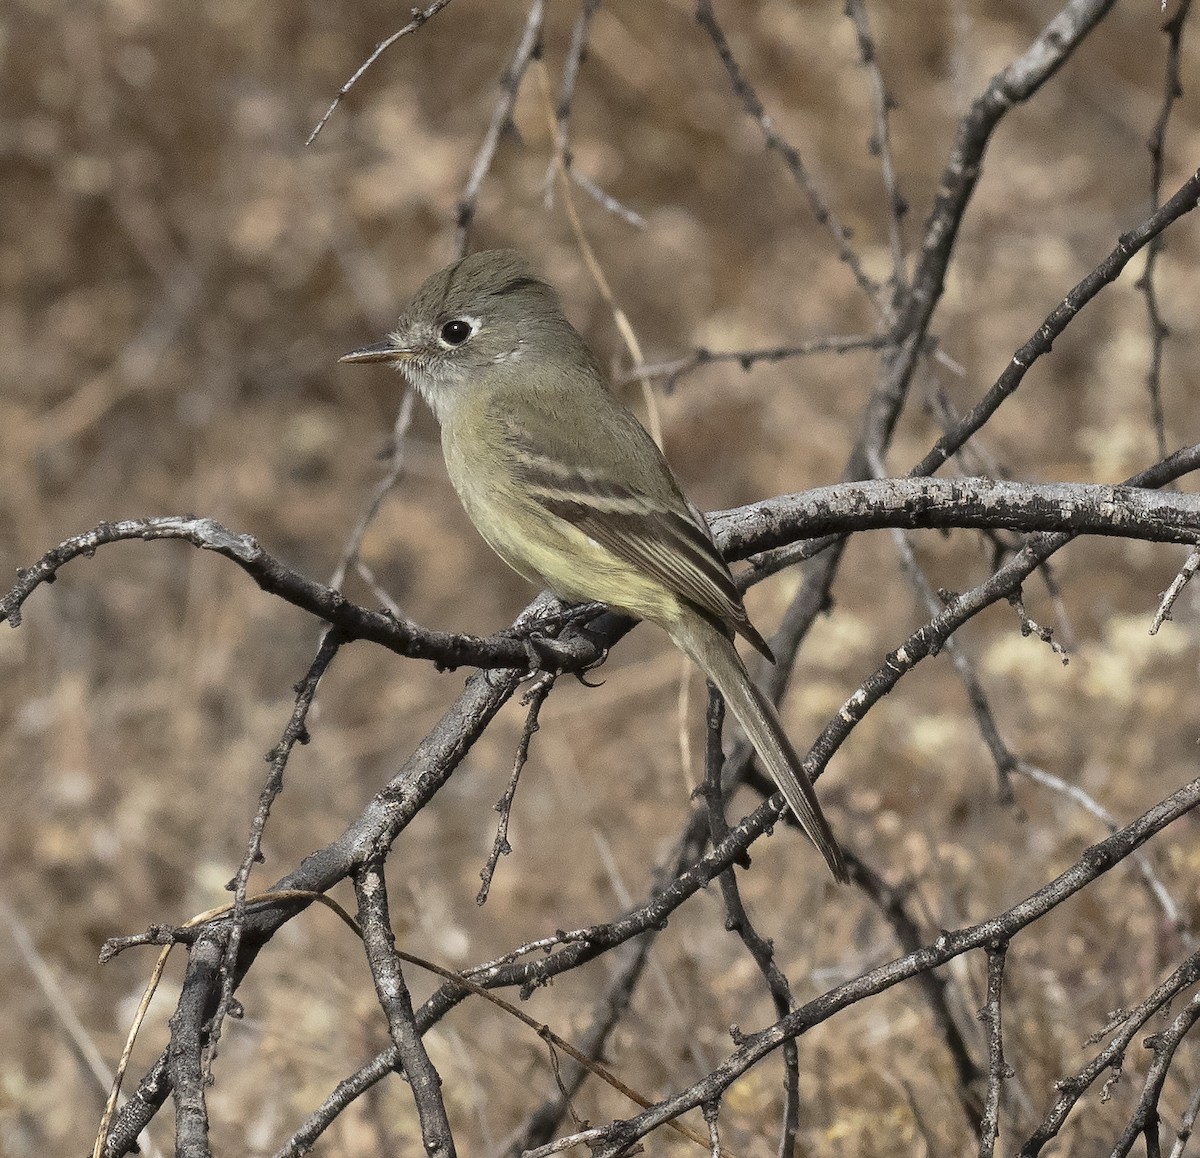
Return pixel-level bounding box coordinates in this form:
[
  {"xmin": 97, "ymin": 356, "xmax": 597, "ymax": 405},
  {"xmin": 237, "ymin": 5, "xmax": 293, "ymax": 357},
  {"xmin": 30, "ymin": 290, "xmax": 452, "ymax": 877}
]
[{"xmin": 671, "ymin": 609, "xmax": 848, "ymax": 883}]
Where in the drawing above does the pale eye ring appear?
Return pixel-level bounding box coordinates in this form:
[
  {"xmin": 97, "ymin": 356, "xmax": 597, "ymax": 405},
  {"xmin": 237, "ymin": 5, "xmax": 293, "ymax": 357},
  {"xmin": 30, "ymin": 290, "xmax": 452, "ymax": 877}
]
[{"xmin": 439, "ymin": 318, "xmax": 473, "ymax": 346}]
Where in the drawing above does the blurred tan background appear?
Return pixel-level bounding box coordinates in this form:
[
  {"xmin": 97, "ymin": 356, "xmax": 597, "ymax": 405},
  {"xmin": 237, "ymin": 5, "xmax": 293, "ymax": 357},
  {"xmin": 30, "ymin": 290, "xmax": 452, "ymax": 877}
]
[{"xmin": 3, "ymin": 0, "xmax": 1200, "ymax": 1153}]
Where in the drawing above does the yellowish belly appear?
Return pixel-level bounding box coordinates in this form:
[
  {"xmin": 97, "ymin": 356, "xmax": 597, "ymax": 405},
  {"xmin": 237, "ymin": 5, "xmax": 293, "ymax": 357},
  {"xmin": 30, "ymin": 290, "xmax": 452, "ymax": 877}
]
[{"xmin": 444, "ymin": 437, "xmax": 679, "ymax": 625}]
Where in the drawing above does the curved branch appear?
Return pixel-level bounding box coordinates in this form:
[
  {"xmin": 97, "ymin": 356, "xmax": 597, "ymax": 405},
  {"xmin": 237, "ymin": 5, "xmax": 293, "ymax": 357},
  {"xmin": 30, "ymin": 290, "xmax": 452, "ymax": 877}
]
[{"xmin": 549, "ymin": 775, "xmax": 1200, "ymax": 1157}]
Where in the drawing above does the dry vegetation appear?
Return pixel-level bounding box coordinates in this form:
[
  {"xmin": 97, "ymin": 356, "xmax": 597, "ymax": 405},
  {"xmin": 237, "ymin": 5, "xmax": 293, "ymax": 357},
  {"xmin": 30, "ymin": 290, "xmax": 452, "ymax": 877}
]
[{"xmin": 3, "ymin": 0, "xmax": 1200, "ymax": 1155}]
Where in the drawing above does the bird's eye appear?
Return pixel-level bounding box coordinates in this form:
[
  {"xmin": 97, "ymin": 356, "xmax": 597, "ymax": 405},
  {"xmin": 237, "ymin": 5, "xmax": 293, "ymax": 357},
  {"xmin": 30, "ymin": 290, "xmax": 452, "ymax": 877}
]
[{"xmin": 439, "ymin": 319, "xmax": 473, "ymax": 346}]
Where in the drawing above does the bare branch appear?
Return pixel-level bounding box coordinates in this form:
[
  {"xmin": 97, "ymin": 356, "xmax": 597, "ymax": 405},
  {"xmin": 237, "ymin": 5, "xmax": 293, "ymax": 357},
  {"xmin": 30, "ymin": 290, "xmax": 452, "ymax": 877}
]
[
  {"xmin": 307, "ymin": 1, "xmax": 457, "ymax": 145},
  {"xmin": 1150, "ymin": 545, "xmax": 1200, "ymax": 634},
  {"xmin": 455, "ymin": 0, "xmax": 547, "ymax": 255},
  {"xmin": 913, "ymin": 165, "xmax": 1200, "ymax": 479},
  {"xmin": 1136, "ymin": 0, "xmax": 1194, "ymax": 459},
  {"xmin": 478, "ymin": 672, "xmax": 556, "ymax": 905},
  {"xmin": 354, "ymin": 864, "xmax": 456, "ymax": 1158},
  {"xmin": 976, "ymin": 941, "xmax": 1009, "ymax": 1158},
  {"xmin": 539, "ymin": 776, "xmax": 1200, "ymax": 1157},
  {"xmin": 694, "ymin": 0, "xmax": 886, "ymax": 315}
]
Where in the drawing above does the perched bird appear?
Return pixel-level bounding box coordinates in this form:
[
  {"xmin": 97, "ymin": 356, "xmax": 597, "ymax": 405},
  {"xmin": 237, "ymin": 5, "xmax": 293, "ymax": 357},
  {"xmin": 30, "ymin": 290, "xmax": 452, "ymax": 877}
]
[{"xmin": 342, "ymin": 250, "xmax": 846, "ymax": 882}]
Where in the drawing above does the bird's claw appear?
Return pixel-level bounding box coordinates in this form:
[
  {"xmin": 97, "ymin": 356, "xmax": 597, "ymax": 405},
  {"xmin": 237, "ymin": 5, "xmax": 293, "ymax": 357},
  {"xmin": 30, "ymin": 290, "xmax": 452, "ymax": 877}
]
[{"xmin": 521, "ymin": 631, "xmax": 608, "ymax": 686}]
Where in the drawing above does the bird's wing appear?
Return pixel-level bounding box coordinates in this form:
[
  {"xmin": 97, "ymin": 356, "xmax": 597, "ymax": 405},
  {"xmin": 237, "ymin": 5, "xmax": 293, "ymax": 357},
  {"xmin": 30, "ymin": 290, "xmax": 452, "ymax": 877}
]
[{"xmin": 495, "ymin": 396, "xmax": 774, "ymax": 661}]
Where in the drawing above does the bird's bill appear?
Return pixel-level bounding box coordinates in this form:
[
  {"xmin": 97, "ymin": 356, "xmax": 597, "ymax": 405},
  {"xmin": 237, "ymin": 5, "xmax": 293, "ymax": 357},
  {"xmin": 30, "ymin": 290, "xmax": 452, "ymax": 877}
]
[{"xmin": 339, "ymin": 342, "xmax": 415, "ymax": 364}]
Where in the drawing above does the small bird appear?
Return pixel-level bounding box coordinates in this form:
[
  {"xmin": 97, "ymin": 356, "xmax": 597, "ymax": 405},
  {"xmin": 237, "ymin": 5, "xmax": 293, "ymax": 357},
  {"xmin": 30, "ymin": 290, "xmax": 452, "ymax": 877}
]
[{"xmin": 342, "ymin": 250, "xmax": 847, "ymax": 882}]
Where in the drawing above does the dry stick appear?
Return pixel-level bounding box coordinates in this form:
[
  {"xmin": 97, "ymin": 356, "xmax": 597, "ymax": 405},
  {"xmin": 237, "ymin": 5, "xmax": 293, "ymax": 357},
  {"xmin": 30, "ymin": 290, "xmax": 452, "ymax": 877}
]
[
  {"xmin": 851, "ymin": 861, "xmax": 984, "ymax": 1125},
  {"xmin": 1151, "ymin": 544, "xmax": 1200, "ymax": 634},
  {"xmin": 478, "ymin": 672, "xmax": 556, "ymax": 904},
  {"xmin": 15, "ymin": 479, "xmax": 1200, "ymax": 663},
  {"xmin": 976, "ymin": 941, "xmax": 1009, "ymax": 1158},
  {"xmin": 1135, "ymin": 0, "xmax": 1193, "ymax": 461},
  {"xmin": 717, "ymin": 475, "xmax": 1200, "ymax": 562},
  {"xmin": 354, "ymin": 865, "xmax": 457, "ymax": 1158},
  {"xmin": 167, "ymin": 931, "xmax": 222, "ymax": 1158},
  {"xmin": 455, "ymin": 0, "xmax": 547, "ymax": 256},
  {"xmin": 1018, "ymin": 948, "xmax": 1200, "ymax": 1154},
  {"xmin": 504, "ymin": 933, "xmax": 657, "ymax": 1156},
  {"xmin": 843, "ymin": 0, "xmax": 908, "ymax": 299},
  {"xmin": 0, "ymin": 514, "xmax": 599, "ymax": 672},
  {"xmin": 525, "ymin": 776, "xmax": 1200, "ymax": 1158},
  {"xmin": 1109, "ymin": 990, "xmax": 1200, "ymax": 1158},
  {"xmin": 627, "ymin": 334, "xmax": 892, "ymax": 393},
  {"xmin": 205, "ymin": 628, "xmax": 344, "ymax": 1079},
  {"xmin": 307, "ymin": 0, "xmax": 457, "ymax": 145},
  {"xmin": 93, "ymin": 941, "xmax": 173, "ymax": 1158},
  {"xmin": 693, "ymin": 0, "xmax": 887, "ymax": 317},
  {"xmin": 1013, "ymin": 760, "xmax": 1195, "ymax": 951},
  {"xmin": 329, "ymin": 388, "xmax": 416, "ymax": 592},
  {"xmin": 701, "ymin": 690, "xmax": 802, "ymax": 1158},
  {"xmin": 913, "ymin": 163, "xmax": 1200, "ymax": 480},
  {"xmin": 792, "ymin": 445, "xmax": 1200, "ymax": 802},
  {"xmin": 862, "ymin": 0, "xmax": 1121, "ymax": 464},
  {"xmin": 533, "ymin": 59, "xmax": 663, "ymax": 448},
  {"xmin": 543, "ymin": 0, "xmax": 642, "ymax": 228},
  {"xmin": 1168, "ymin": 1084, "xmax": 1200, "ymax": 1158}
]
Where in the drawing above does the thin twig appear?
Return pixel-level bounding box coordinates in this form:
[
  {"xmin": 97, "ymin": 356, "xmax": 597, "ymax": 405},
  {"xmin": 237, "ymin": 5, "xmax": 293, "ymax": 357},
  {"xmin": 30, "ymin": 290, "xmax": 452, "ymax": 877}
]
[
  {"xmin": 977, "ymin": 941, "xmax": 1009, "ymax": 1158},
  {"xmin": 843, "ymin": 0, "xmax": 908, "ymax": 300},
  {"xmin": 329, "ymin": 389, "xmax": 416, "ymax": 593},
  {"xmin": 504, "ymin": 932, "xmax": 658, "ymax": 1156},
  {"xmin": 1108, "ymin": 989, "xmax": 1200, "ymax": 1158},
  {"xmin": 1014, "ymin": 760, "xmax": 1196, "ymax": 952},
  {"xmin": 913, "ymin": 165, "xmax": 1200, "ymax": 479},
  {"xmin": 1167, "ymin": 1083, "xmax": 1200, "ymax": 1158},
  {"xmin": 533, "ymin": 58, "xmax": 663, "ymax": 446},
  {"xmin": 1135, "ymin": 0, "xmax": 1193, "ymax": 460},
  {"xmin": 205, "ymin": 629, "xmax": 344, "ymax": 1077},
  {"xmin": 1150, "ymin": 545, "xmax": 1200, "ymax": 634},
  {"xmin": 701, "ymin": 689, "xmax": 801, "ymax": 1158},
  {"xmin": 541, "ymin": 0, "xmax": 645, "ymax": 232},
  {"xmin": 625, "ymin": 334, "xmax": 892, "ymax": 392},
  {"xmin": 455, "ymin": 0, "xmax": 547, "ymax": 255},
  {"xmin": 523, "ymin": 776, "xmax": 1200, "ymax": 1156},
  {"xmin": 478, "ymin": 672, "xmax": 556, "ymax": 904},
  {"xmin": 694, "ymin": 0, "xmax": 886, "ymax": 316},
  {"xmin": 307, "ymin": 1, "xmax": 457, "ymax": 145},
  {"xmin": 1006, "ymin": 589, "xmax": 1070, "ymax": 662}
]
